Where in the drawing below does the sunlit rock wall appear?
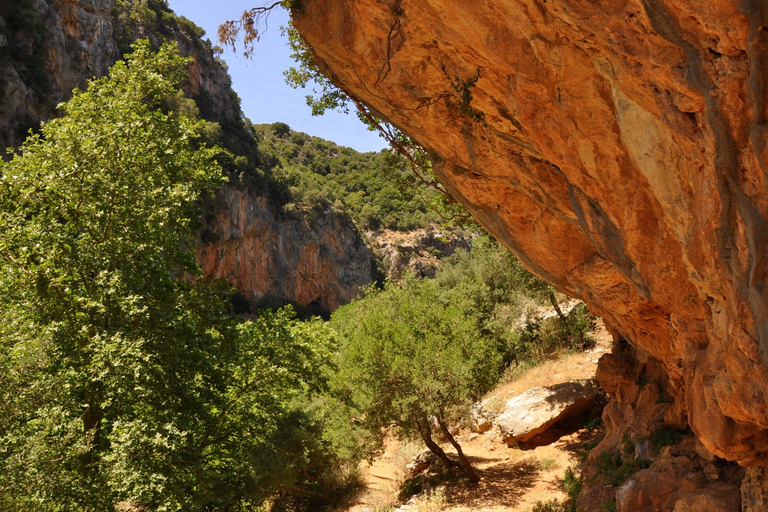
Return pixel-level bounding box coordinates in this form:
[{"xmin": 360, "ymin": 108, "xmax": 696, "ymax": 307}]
[{"xmin": 293, "ymin": 0, "xmax": 768, "ymax": 466}]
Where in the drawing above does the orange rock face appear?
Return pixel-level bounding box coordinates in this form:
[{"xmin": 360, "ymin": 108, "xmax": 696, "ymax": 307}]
[
  {"xmin": 293, "ymin": 0, "xmax": 768, "ymax": 464},
  {"xmin": 198, "ymin": 185, "xmax": 373, "ymax": 313}
]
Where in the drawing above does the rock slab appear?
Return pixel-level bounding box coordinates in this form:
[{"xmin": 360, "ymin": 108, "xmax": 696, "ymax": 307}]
[{"xmin": 495, "ymin": 379, "xmax": 599, "ymax": 445}]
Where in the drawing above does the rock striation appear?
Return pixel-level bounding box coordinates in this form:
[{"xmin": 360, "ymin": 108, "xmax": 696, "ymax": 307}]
[
  {"xmin": 292, "ymin": 0, "xmax": 768, "ymax": 467},
  {"xmin": 198, "ymin": 185, "xmax": 372, "ymax": 314}
]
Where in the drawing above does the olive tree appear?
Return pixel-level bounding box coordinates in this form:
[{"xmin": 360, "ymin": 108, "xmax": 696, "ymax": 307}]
[{"xmin": 330, "ymin": 278, "xmax": 502, "ymax": 483}]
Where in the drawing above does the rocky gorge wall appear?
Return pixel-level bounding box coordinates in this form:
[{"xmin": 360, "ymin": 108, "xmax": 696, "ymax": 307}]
[
  {"xmin": 0, "ymin": 0, "xmax": 241, "ymax": 150},
  {"xmin": 198, "ymin": 185, "xmax": 372, "ymax": 314},
  {"xmin": 1, "ymin": 0, "xmax": 117, "ymax": 149},
  {"xmin": 291, "ymin": 0, "xmax": 768, "ymax": 493},
  {"xmin": 0, "ymin": 0, "xmax": 374, "ymax": 312}
]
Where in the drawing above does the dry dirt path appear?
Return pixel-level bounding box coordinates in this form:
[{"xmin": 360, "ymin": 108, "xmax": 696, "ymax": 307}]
[{"xmin": 347, "ymin": 320, "xmax": 612, "ymax": 512}]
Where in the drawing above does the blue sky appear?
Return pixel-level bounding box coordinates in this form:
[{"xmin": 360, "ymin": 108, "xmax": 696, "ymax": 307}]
[{"xmin": 166, "ymin": 0, "xmax": 386, "ymax": 153}]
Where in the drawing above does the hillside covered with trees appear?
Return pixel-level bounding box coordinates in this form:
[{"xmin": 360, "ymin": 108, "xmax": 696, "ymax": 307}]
[{"xmin": 252, "ymin": 123, "xmax": 445, "ymax": 231}]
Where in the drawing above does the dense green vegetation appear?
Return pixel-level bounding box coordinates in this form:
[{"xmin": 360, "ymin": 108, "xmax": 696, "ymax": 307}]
[
  {"xmin": 112, "ymin": 0, "xmax": 294, "ymax": 204},
  {"xmin": 223, "ymin": 7, "xmax": 471, "ymax": 225},
  {"xmin": 317, "ymin": 236, "xmax": 594, "ymax": 486},
  {"xmin": 4, "ymin": 0, "xmax": 451, "ymax": 233},
  {"xmin": 254, "ymin": 122, "xmax": 444, "ymax": 230},
  {"xmin": 112, "ymin": 1, "xmax": 447, "ymax": 232},
  {"xmin": 0, "ymin": 42, "xmax": 336, "ymax": 512},
  {"xmin": 331, "ymin": 277, "xmax": 502, "ymax": 483},
  {"xmin": 0, "ymin": 20, "xmax": 599, "ymax": 509}
]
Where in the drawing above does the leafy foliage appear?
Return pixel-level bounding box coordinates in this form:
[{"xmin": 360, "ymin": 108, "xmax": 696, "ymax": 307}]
[
  {"xmin": 593, "ymin": 448, "xmax": 651, "ymax": 488},
  {"xmin": 112, "ymin": 0, "xmax": 292, "ymax": 204},
  {"xmin": 254, "ymin": 123, "xmax": 446, "ymax": 230},
  {"xmin": 648, "ymin": 426, "xmax": 684, "ymax": 453},
  {"xmin": 112, "ymin": 0, "xmax": 202, "ymax": 49},
  {"xmin": 530, "ymin": 499, "xmax": 567, "ymax": 512},
  {"xmin": 0, "ymin": 41, "xmax": 334, "ymax": 511},
  {"xmin": 561, "ymin": 466, "xmax": 583, "ymax": 512},
  {"xmin": 435, "ymin": 236, "xmax": 595, "ymax": 365},
  {"xmin": 323, "ymin": 235, "xmax": 596, "ymax": 484},
  {"xmin": 330, "ymin": 277, "xmax": 501, "ymax": 481}
]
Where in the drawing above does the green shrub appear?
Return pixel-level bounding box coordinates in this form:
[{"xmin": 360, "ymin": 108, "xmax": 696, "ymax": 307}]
[
  {"xmin": 649, "ymin": 427, "xmax": 684, "ymax": 453},
  {"xmin": 560, "ymin": 466, "xmax": 583, "ymax": 512},
  {"xmin": 331, "ymin": 277, "xmax": 500, "ymax": 483},
  {"xmin": 272, "ymin": 121, "xmax": 292, "ymax": 137},
  {"xmin": 514, "ymin": 303, "xmax": 595, "ymax": 363},
  {"xmin": 594, "ymin": 449, "xmax": 651, "ymax": 487},
  {"xmin": 584, "ymin": 417, "xmax": 603, "ymax": 431},
  {"xmin": 538, "ymin": 458, "xmax": 559, "ymax": 471},
  {"xmin": 530, "ymin": 499, "xmax": 566, "ymax": 512}
]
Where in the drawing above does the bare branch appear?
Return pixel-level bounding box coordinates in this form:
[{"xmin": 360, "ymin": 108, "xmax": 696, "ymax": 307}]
[{"xmin": 218, "ymin": 1, "xmax": 284, "ymax": 58}]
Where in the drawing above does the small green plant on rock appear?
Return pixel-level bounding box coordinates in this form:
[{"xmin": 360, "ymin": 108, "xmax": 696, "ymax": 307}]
[
  {"xmin": 649, "ymin": 426, "xmax": 684, "ymax": 453},
  {"xmin": 594, "ymin": 449, "xmax": 651, "ymax": 487},
  {"xmin": 583, "ymin": 417, "xmax": 603, "ymax": 431},
  {"xmin": 445, "ymin": 67, "xmax": 486, "ymax": 124}
]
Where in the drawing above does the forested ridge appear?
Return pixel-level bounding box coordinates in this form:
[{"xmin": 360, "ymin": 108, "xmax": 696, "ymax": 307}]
[{"xmin": 253, "ymin": 122, "xmax": 444, "ymax": 231}]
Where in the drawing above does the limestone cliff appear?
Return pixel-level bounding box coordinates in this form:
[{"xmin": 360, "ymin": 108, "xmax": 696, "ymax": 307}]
[
  {"xmin": 366, "ymin": 228, "xmax": 473, "ymax": 280},
  {"xmin": 291, "ymin": 0, "xmax": 768, "ymax": 472},
  {"xmin": 0, "ymin": 0, "xmax": 117, "ymax": 148},
  {"xmin": 0, "ymin": 0, "xmax": 237, "ymax": 151},
  {"xmin": 199, "ymin": 185, "xmax": 372, "ymax": 314},
  {"xmin": 0, "ymin": 0, "xmax": 374, "ymax": 312}
]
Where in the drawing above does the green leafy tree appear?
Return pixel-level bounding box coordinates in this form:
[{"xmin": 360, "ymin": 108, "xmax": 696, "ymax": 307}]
[
  {"xmin": 0, "ymin": 40, "xmax": 333, "ymax": 511},
  {"xmin": 330, "ymin": 278, "xmax": 503, "ymax": 483},
  {"xmin": 435, "ymin": 236, "xmax": 594, "ymax": 363},
  {"xmin": 0, "ymin": 40, "xmax": 227, "ymax": 510}
]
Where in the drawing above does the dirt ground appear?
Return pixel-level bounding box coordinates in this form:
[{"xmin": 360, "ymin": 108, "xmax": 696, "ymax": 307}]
[{"xmin": 346, "ymin": 320, "xmax": 613, "ymax": 512}]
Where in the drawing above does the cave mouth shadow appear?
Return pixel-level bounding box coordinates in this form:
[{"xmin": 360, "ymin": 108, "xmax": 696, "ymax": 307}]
[{"xmin": 516, "ymin": 402, "xmax": 605, "ymax": 455}]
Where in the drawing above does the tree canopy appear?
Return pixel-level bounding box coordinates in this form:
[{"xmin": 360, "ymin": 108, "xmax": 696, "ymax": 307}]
[
  {"xmin": 0, "ymin": 40, "xmax": 333, "ymax": 511},
  {"xmin": 330, "ymin": 277, "xmax": 503, "ymax": 482}
]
